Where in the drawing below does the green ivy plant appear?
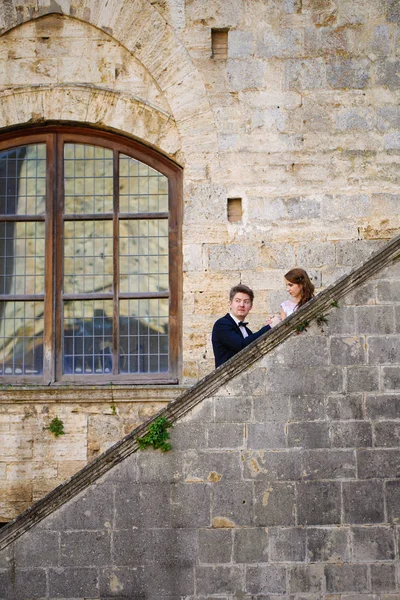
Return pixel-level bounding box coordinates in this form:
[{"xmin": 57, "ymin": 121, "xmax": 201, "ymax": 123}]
[
  {"xmin": 45, "ymin": 417, "xmax": 65, "ymax": 438},
  {"xmin": 137, "ymin": 416, "xmax": 172, "ymax": 452},
  {"xmin": 296, "ymin": 319, "xmax": 311, "ymax": 333}
]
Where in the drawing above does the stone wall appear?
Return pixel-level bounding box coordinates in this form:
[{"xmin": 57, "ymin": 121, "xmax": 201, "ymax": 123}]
[
  {"xmin": 0, "ymin": 248, "xmax": 399, "ymax": 598},
  {"xmin": 0, "ymin": 0, "xmax": 399, "ymax": 522}
]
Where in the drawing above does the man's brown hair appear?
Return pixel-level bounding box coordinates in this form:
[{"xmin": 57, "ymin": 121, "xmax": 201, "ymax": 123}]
[{"xmin": 229, "ymin": 284, "xmax": 254, "ymax": 303}]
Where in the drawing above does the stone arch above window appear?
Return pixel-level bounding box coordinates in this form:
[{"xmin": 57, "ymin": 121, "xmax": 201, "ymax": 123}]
[{"xmin": 0, "ymin": 125, "xmax": 182, "ymax": 384}]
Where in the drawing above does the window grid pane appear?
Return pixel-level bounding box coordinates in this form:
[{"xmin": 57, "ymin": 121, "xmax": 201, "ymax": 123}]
[
  {"xmin": 119, "ymin": 154, "xmax": 168, "ymax": 213},
  {"xmin": 0, "ymin": 222, "xmax": 45, "ymax": 295},
  {"xmin": 0, "ymin": 144, "xmax": 46, "ymax": 216},
  {"xmin": 119, "ymin": 298, "xmax": 168, "ymax": 374},
  {"xmin": 64, "ymin": 144, "xmax": 113, "ymax": 214},
  {"xmin": 119, "ymin": 219, "xmax": 169, "ymax": 293},
  {"xmin": 63, "ymin": 300, "xmax": 113, "ymax": 375},
  {"xmin": 0, "ymin": 301, "xmax": 44, "ymax": 375}
]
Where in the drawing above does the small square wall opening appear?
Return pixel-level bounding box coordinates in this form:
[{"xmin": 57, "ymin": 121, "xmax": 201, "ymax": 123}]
[
  {"xmin": 227, "ymin": 198, "xmax": 242, "ymax": 222},
  {"xmin": 212, "ymin": 29, "xmax": 229, "ymax": 60}
]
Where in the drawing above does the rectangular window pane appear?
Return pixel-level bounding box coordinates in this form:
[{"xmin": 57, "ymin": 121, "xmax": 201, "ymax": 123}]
[
  {"xmin": 0, "ymin": 301, "xmax": 44, "ymax": 375},
  {"xmin": 0, "ymin": 144, "xmax": 46, "ymax": 216},
  {"xmin": 119, "ymin": 219, "xmax": 168, "ymax": 293},
  {"xmin": 64, "ymin": 144, "xmax": 113, "ymax": 214},
  {"xmin": 119, "ymin": 154, "xmax": 168, "ymax": 213},
  {"xmin": 0, "ymin": 222, "xmax": 45, "ymax": 295},
  {"xmin": 119, "ymin": 298, "xmax": 168, "ymax": 374},
  {"xmin": 63, "ymin": 300, "xmax": 113, "ymax": 375},
  {"xmin": 64, "ymin": 220, "xmax": 113, "ymax": 294}
]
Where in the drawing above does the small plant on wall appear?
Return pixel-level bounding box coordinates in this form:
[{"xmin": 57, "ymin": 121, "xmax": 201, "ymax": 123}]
[
  {"xmin": 137, "ymin": 416, "xmax": 172, "ymax": 452},
  {"xmin": 45, "ymin": 417, "xmax": 65, "ymax": 438}
]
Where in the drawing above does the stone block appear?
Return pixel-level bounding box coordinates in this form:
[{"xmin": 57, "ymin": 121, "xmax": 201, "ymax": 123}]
[
  {"xmin": 325, "ymin": 564, "xmax": 368, "ymax": 593},
  {"xmin": 385, "ymin": 480, "xmax": 400, "ymax": 523},
  {"xmin": 327, "ymin": 394, "xmax": 363, "ymax": 420},
  {"xmin": 374, "ymin": 422, "xmax": 400, "ymax": 448},
  {"xmin": 265, "ymin": 366, "xmax": 343, "ymax": 395},
  {"xmin": 288, "ymin": 564, "xmax": 325, "ymax": 593},
  {"xmin": 196, "ymin": 565, "xmax": 244, "ymax": 595},
  {"xmin": 297, "ymin": 481, "xmax": 341, "ymax": 526},
  {"xmin": 327, "ymin": 59, "xmax": 371, "ymax": 89},
  {"xmin": 285, "ymin": 59, "xmax": 326, "ymax": 90},
  {"xmin": 330, "ymin": 336, "xmax": 366, "ymax": 365},
  {"xmin": 288, "ymin": 422, "xmax": 330, "ymax": 448},
  {"xmin": 302, "ymin": 449, "xmax": 356, "ymax": 480},
  {"xmin": 242, "ymin": 449, "xmax": 302, "ymax": 481},
  {"xmin": 325, "ymin": 307, "xmax": 357, "ymax": 334},
  {"xmin": 169, "ymin": 421, "xmax": 207, "ymax": 450},
  {"xmin": 275, "ymin": 336, "xmax": 330, "ymax": 366},
  {"xmin": 10, "ymin": 569, "xmax": 47, "ymax": 599},
  {"xmin": 254, "ymin": 481, "xmax": 296, "ymax": 526},
  {"xmin": 383, "ymin": 367, "xmax": 400, "ymax": 390},
  {"xmin": 342, "ymin": 480, "xmax": 384, "ymax": 524},
  {"xmin": 254, "ymin": 394, "xmax": 291, "ymax": 422},
  {"xmin": 352, "ymin": 526, "xmax": 395, "ymax": 561},
  {"xmin": 247, "ymin": 423, "xmax": 286, "ymax": 449},
  {"xmin": 269, "ymin": 527, "xmax": 306, "ymax": 562},
  {"xmin": 347, "ymin": 366, "xmax": 379, "ymax": 393},
  {"xmin": 215, "ymin": 396, "xmax": 252, "ymax": 423},
  {"xmin": 101, "ymin": 454, "xmax": 137, "ymax": 483},
  {"xmin": 207, "ymin": 423, "xmax": 245, "ymax": 449},
  {"xmin": 184, "ymin": 450, "xmax": 241, "ymax": 483},
  {"xmin": 150, "ymin": 528, "xmax": 198, "ymax": 565},
  {"xmin": 170, "ymin": 483, "xmax": 210, "ymax": 528},
  {"xmin": 365, "ymin": 394, "xmax": 400, "ymax": 420},
  {"xmin": 49, "ymin": 567, "xmax": 99, "ymax": 598},
  {"xmin": 258, "ymin": 28, "xmax": 302, "ymax": 58},
  {"xmin": 358, "ymin": 449, "xmax": 400, "ymax": 479},
  {"xmin": 307, "ymin": 527, "xmax": 350, "ymax": 562},
  {"xmin": 60, "ymin": 530, "xmax": 111, "ymax": 567},
  {"xmin": 297, "ymin": 242, "xmax": 336, "ymax": 267},
  {"xmin": 376, "ymin": 59, "xmax": 400, "ymax": 89},
  {"xmin": 228, "ymin": 30, "xmax": 253, "ymax": 58},
  {"xmin": 213, "ymin": 482, "xmax": 254, "ymax": 527},
  {"xmin": 0, "ymin": 570, "xmax": 11, "ymax": 600},
  {"xmin": 368, "ymin": 336, "xmax": 400, "ymax": 365},
  {"xmin": 14, "ymin": 530, "xmax": 59, "ymax": 567},
  {"xmin": 330, "ymin": 422, "xmax": 372, "ymax": 448},
  {"xmin": 336, "ymin": 240, "xmax": 385, "ymax": 267},
  {"xmin": 370, "ymin": 563, "xmax": 397, "ymax": 592},
  {"xmin": 144, "ymin": 563, "xmax": 195, "ymax": 597},
  {"xmin": 198, "ymin": 528, "xmax": 233, "ymax": 564},
  {"xmin": 61, "ymin": 483, "xmax": 115, "ymax": 531},
  {"xmin": 335, "ymin": 108, "xmax": 375, "ymax": 131},
  {"xmin": 355, "ymin": 306, "xmax": 395, "ymax": 335},
  {"xmin": 305, "ymin": 27, "xmax": 349, "ymax": 56},
  {"xmin": 137, "ymin": 449, "xmax": 185, "ymax": 483},
  {"xmin": 246, "ymin": 565, "xmax": 287, "ymax": 594},
  {"xmin": 396, "ymin": 306, "xmax": 400, "ymax": 332},
  {"xmin": 99, "ymin": 566, "xmax": 146, "ymax": 599},
  {"xmin": 290, "ymin": 395, "xmax": 326, "ymax": 421},
  {"xmin": 384, "ymin": 131, "xmax": 400, "ymax": 150},
  {"xmin": 112, "ymin": 529, "xmax": 153, "ymax": 566},
  {"xmin": 233, "ymin": 527, "xmax": 269, "ymax": 563},
  {"xmin": 227, "ymin": 59, "xmax": 266, "ymax": 92},
  {"xmin": 114, "ymin": 482, "xmax": 170, "ymax": 530}
]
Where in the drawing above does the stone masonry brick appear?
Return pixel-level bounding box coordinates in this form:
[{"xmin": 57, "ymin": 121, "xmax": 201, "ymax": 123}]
[
  {"xmin": 254, "ymin": 481, "xmax": 296, "ymax": 527},
  {"xmin": 374, "ymin": 422, "xmax": 400, "ymax": 448},
  {"xmin": 233, "ymin": 527, "xmax": 269, "ymax": 563},
  {"xmin": 327, "ymin": 394, "xmax": 364, "ymax": 420},
  {"xmin": 357, "ymin": 449, "xmax": 400, "ymax": 479},
  {"xmin": 290, "ymin": 394, "xmax": 326, "ymax": 421},
  {"xmin": 198, "ymin": 528, "xmax": 233, "ymax": 563},
  {"xmin": 325, "ymin": 564, "xmax": 369, "ymax": 593},
  {"xmin": 307, "ymin": 527, "xmax": 350, "ymax": 562},
  {"xmin": 48, "ymin": 567, "xmax": 99, "ymax": 599},
  {"xmin": 342, "ymin": 480, "xmax": 385, "ymax": 524},
  {"xmin": 288, "ymin": 422, "xmax": 330, "ymax": 448},
  {"xmin": 288, "ymin": 564, "xmax": 325, "ymax": 593},
  {"xmin": 213, "ymin": 481, "xmax": 255, "ymax": 527},
  {"xmin": 302, "ymin": 449, "xmax": 356, "ymax": 480},
  {"xmin": 247, "ymin": 422, "xmax": 286, "ymax": 449},
  {"xmin": 330, "ymin": 336, "xmax": 366, "ymax": 365},
  {"xmin": 368, "ymin": 336, "xmax": 400, "ymax": 364},
  {"xmin": 352, "ymin": 526, "xmax": 395, "ymax": 561},
  {"xmin": 330, "ymin": 422, "xmax": 372, "ymax": 447},
  {"xmin": 269, "ymin": 527, "xmax": 307, "ymax": 562},
  {"xmin": 297, "ymin": 482, "xmax": 341, "ymax": 525},
  {"xmin": 196, "ymin": 565, "xmax": 244, "ymax": 595},
  {"xmin": 365, "ymin": 394, "xmax": 400, "ymax": 419},
  {"xmin": 347, "ymin": 366, "xmax": 380, "ymax": 393},
  {"xmin": 383, "ymin": 366, "xmax": 400, "ymax": 390},
  {"xmin": 370, "ymin": 563, "xmax": 397, "ymax": 592},
  {"xmin": 385, "ymin": 480, "xmax": 400, "ymax": 523},
  {"xmin": 246, "ymin": 565, "xmax": 287, "ymax": 595},
  {"xmin": 356, "ymin": 306, "xmax": 396, "ymax": 334}
]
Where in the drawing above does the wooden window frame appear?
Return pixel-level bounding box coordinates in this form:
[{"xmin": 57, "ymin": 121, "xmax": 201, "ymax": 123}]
[{"xmin": 0, "ymin": 125, "xmax": 182, "ymax": 385}]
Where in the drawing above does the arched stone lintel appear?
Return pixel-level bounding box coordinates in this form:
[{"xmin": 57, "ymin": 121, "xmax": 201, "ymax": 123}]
[{"xmin": 0, "ymin": 85, "xmax": 182, "ymax": 160}]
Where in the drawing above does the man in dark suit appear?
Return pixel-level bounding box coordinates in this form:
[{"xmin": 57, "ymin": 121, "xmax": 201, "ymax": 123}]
[{"xmin": 212, "ymin": 284, "xmax": 280, "ymax": 368}]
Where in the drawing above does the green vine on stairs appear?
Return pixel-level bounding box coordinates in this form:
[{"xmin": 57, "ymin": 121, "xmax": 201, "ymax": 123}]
[{"xmin": 137, "ymin": 416, "xmax": 173, "ymax": 452}]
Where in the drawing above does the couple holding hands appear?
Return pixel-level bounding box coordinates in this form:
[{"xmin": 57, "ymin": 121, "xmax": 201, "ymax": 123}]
[{"xmin": 212, "ymin": 268, "xmax": 315, "ymax": 368}]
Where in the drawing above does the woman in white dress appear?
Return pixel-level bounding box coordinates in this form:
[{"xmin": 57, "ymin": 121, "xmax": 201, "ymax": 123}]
[{"xmin": 280, "ymin": 268, "xmax": 315, "ymax": 319}]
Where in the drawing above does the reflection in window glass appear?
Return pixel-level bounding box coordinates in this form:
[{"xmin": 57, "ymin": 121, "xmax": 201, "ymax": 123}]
[
  {"xmin": 0, "ymin": 222, "xmax": 45, "ymax": 295},
  {"xmin": 119, "ymin": 154, "xmax": 168, "ymax": 213},
  {"xmin": 0, "ymin": 144, "xmax": 46, "ymax": 216},
  {"xmin": 119, "ymin": 298, "xmax": 168, "ymax": 374},
  {"xmin": 63, "ymin": 300, "xmax": 113, "ymax": 374},
  {"xmin": 0, "ymin": 301, "xmax": 44, "ymax": 375}
]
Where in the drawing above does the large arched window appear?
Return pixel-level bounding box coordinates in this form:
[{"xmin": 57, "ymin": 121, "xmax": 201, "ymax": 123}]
[{"xmin": 0, "ymin": 127, "xmax": 182, "ymax": 384}]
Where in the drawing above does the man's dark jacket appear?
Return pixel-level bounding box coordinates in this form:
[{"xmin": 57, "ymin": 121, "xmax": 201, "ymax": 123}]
[{"xmin": 212, "ymin": 313, "xmax": 271, "ymax": 368}]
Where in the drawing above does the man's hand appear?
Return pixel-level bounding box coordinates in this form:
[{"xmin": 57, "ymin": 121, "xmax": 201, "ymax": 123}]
[{"xmin": 267, "ymin": 314, "xmax": 282, "ymax": 327}]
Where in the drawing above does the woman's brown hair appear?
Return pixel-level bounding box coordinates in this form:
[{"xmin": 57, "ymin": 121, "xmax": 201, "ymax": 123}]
[{"xmin": 284, "ymin": 268, "xmax": 315, "ymax": 308}]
